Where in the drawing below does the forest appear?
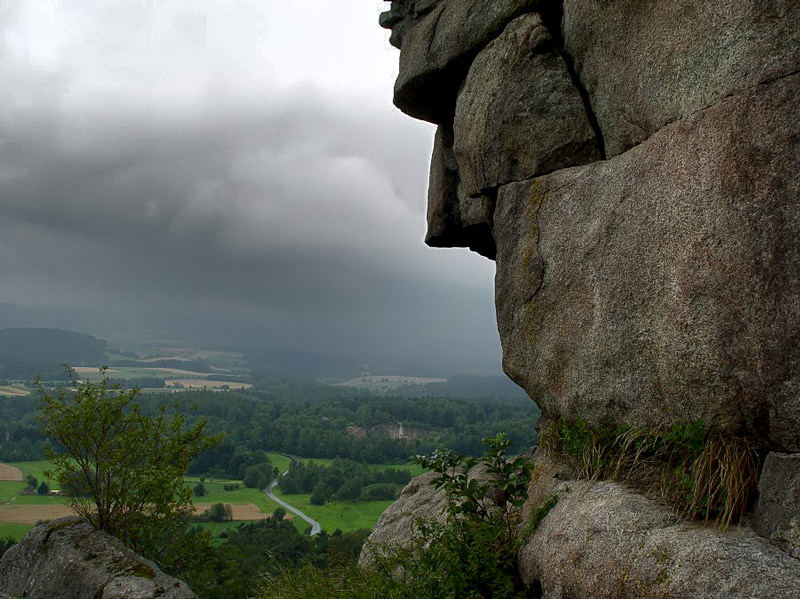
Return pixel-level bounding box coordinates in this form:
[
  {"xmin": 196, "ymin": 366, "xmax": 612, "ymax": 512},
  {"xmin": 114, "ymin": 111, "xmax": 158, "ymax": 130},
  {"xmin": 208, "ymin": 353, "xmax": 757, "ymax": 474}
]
[{"xmin": 0, "ymin": 383, "xmax": 540, "ymax": 467}]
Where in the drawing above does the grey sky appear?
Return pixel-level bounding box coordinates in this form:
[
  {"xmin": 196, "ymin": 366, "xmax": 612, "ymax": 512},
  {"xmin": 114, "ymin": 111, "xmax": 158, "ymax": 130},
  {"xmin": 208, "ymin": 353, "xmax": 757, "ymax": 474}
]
[{"xmin": 0, "ymin": 1, "xmax": 501, "ymax": 375}]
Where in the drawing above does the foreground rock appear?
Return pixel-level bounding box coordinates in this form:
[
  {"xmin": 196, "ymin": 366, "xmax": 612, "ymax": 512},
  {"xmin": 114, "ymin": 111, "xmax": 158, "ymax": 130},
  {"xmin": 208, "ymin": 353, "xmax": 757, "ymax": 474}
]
[
  {"xmin": 362, "ymin": 456, "xmax": 800, "ymax": 598},
  {"xmin": 519, "ymin": 452, "xmax": 800, "ymax": 598},
  {"xmin": 0, "ymin": 518, "xmax": 196, "ymax": 599}
]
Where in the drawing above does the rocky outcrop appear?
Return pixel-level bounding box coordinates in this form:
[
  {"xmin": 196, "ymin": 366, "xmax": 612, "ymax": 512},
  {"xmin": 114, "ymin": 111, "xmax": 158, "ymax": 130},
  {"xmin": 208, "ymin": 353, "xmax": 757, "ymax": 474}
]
[
  {"xmin": 377, "ymin": 0, "xmax": 800, "ymax": 594},
  {"xmin": 0, "ymin": 518, "xmax": 196, "ymax": 599},
  {"xmin": 380, "ymin": 0, "xmax": 800, "ymax": 450}
]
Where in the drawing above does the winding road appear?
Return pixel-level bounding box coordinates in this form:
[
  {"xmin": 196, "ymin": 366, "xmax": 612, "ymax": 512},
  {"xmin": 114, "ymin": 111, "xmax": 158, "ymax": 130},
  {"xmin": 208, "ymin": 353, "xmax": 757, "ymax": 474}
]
[{"xmin": 264, "ymin": 456, "xmax": 322, "ymax": 536}]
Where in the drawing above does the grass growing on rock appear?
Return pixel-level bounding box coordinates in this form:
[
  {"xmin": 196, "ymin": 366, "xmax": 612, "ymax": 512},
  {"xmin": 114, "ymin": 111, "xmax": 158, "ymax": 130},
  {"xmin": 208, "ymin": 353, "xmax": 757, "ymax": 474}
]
[{"xmin": 539, "ymin": 418, "xmax": 761, "ymax": 528}]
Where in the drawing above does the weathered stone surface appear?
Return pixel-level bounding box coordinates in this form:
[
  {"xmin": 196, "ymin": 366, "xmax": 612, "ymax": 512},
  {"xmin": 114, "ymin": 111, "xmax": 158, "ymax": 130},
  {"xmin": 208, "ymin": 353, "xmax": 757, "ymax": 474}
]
[
  {"xmin": 563, "ymin": 0, "xmax": 800, "ymax": 156},
  {"xmin": 519, "ymin": 451, "xmax": 800, "ymax": 599},
  {"xmin": 380, "ymin": 0, "xmax": 542, "ymax": 123},
  {"xmin": 494, "ymin": 74, "xmax": 800, "ymax": 449},
  {"xmin": 0, "ymin": 518, "xmax": 196, "ymax": 599},
  {"xmin": 358, "ymin": 471, "xmax": 448, "ymax": 566},
  {"xmin": 753, "ymin": 452, "xmax": 800, "ymax": 558},
  {"xmin": 425, "ymin": 126, "xmax": 495, "ymax": 258},
  {"xmin": 453, "ymin": 13, "xmax": 600, "ymax": 198}
]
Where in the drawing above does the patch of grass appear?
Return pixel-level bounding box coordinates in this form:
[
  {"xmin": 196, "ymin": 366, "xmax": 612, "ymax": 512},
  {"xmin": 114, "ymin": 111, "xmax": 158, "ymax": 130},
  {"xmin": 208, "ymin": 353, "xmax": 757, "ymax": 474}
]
[
  {"xmin": 540, "ymin": 419, "xmax": 761, "ymax": 528},
  {"xmin": 271, "ymin": 490, "xmax": 392, "ymax": 533},
  {"xmin": 0, "ymin": 521, "xmax": 32, "ymax": 541},
  {"xmin": 9, "ymin": 461, "xmax": 59, "ymax": 487},
  {"xmin": 0, "ymin": 480, "xmax": 26, "ymax": 503},
  {"xmin": 264, "ymin": 453, "xmax": 292, "ymax": 474}
]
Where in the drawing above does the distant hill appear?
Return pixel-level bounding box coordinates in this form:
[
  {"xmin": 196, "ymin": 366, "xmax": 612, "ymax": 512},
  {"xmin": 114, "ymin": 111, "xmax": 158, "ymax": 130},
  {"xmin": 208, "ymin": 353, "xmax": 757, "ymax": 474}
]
[{"xmin": 0, "ymin": 328, "xmax": 106, "ymax": 378}]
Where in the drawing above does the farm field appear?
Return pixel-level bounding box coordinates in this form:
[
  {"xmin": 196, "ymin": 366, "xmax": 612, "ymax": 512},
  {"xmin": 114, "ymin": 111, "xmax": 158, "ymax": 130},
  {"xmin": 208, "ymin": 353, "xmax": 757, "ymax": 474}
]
[
  {"xmin": 0, "ymin": 386, "xmax": 30, "ymax": 397},
  {"xmin": 71, "ymin": 365, "xmax": 251, "ymax": 392},
  {"xmin": 73, "ymin": 366, "xmax": 212, "ymax": 378},
  {"xmin": 0, "ymin": 463, "xmax": 22, "ymax": 481}
]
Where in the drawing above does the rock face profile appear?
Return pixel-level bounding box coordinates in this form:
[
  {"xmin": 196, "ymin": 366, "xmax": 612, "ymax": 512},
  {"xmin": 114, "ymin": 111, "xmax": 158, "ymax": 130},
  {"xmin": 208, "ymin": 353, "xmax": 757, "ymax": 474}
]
[
  {"xmin": 0, "ymin": 518, "xmax": 196, "ymax": 599},
  {"xmin": 372, "ymin": 0, "xmax": 800, "ymax": 595}
]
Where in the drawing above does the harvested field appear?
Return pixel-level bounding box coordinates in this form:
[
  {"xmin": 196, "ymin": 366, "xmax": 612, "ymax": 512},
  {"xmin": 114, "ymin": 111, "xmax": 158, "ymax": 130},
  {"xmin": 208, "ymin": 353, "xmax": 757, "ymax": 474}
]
[
  {"xmin": 194, "ymin": 502, "xmax": 267, "ymax": 521},
  {"xmin": 165, "ymin": 379, "xmax": 252, "ymax": 390},
  {"xmin": 71, "ymin": 367, "xmax": 117, "ymax": 374},
  {"xmin": 0, "ymin": 463, "xmax": 23, "ymax": 481},
  {"xmin": 0, "ymin": 502, "xmax": 267, "ymax": 525},
  {"xmin": 136, "ymin": 356, "xmax": 194, "ymax": 363},
  {"xmin": 0, "ymin": 386, "xmax": 31, "ymax": 397},
  {"xmin": 146, "ymin": 367, "xmax": 212, "ymax": 376},
  {"xmin": 0, "ymin": 504, "xmax": 76, "ymax": 524}
]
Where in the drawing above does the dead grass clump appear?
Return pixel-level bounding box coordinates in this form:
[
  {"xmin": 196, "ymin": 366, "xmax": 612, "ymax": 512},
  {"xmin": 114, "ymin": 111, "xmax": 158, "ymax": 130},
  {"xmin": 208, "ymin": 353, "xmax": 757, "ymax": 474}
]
[{"xmin": 540, "ymin": 418, "xmax": 762, "ymax": 529}]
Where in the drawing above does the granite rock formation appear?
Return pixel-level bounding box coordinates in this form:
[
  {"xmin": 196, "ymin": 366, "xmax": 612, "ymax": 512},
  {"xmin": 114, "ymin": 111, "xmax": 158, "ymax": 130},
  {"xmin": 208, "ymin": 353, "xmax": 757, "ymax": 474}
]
[
  {"xmin": 372, "ymin": 0, "xmax": 800, "ymax": 594},
  {"xmin": 384, "ymin": 0, "xmax": 800, "ymax": 453},
  {"xmin": 0, "ymin": 518, "xmax": 196, "ymax": 599}
]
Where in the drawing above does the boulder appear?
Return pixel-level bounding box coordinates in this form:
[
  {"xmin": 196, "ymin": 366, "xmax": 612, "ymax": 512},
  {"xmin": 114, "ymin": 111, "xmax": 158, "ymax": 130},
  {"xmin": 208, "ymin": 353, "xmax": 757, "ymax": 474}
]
[
  {"xmin": 380, "ymin": 0, "xmax": 542, "ymax": 123},
  {"xmin": 562, "ymin": 0, "xmax": 800, "ymax": 156},
  {"xmin": 0, "ymin": 518, "xmax": 196, "ymax": 599},
  {"xmin": 519, "ymin": 452, "xmax": 800, "ymax": 599},
  {"xmin": 453, "ymin": 13, "xmax": 600, "ymax": 198},
  {"xmin": 358, "ymin": 471, "xmax": 448, "ymax": 567},
  {"xmin": 753, "ymin": 452, "xmax": 800, "ymax": 558},
  {"xmin": 493, "ymin": 74, "xmax": 800, "ymax": 449}
]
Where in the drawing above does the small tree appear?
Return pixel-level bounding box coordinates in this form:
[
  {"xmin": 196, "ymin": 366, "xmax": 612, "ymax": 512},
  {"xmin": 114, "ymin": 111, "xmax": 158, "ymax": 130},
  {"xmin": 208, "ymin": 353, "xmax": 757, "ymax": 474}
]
[
  {"xmin": 310, "ymin": 481, "xmax": 333, "ymax": 505},
  {"xmin": 36, "ymin": 481, "xmax": 50, "ymax": 496},
  {"xmin": 193, "ymin": 481, "xmax": 207, "ymax": 497},
  {"xmin": 243, "ymin": 462, "xmax": 272, "ymax": 489},
  {"xmin": 40, "ymin": 369, "xmax": 221, "ymax": 557}
]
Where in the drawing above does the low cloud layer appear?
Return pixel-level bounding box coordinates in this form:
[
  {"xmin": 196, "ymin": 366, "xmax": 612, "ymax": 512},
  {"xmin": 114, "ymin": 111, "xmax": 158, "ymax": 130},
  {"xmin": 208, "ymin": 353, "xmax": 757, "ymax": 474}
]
[{"xmin": 0, "ymin": 1, "xmax": 502, "ymax": 375}]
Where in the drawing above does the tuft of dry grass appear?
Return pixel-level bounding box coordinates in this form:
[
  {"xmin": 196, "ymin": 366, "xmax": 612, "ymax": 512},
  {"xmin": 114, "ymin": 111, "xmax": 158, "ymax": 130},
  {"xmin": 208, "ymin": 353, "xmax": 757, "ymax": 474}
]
[{"xmin": 540, "ymin": 419, "xmax": 763, "ymax": 530}]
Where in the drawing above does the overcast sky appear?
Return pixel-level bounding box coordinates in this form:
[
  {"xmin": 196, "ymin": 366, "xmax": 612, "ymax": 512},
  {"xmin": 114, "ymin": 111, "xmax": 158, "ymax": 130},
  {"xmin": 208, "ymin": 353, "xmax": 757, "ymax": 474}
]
[{"xmin": 0, "ymin": 0, "xmax": 501, "ymax": 375}]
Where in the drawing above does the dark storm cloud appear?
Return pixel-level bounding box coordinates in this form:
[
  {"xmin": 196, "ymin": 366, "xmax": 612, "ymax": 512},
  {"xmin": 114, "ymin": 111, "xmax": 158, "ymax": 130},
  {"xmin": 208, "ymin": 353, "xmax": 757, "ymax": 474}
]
[{"xmin": 0, "ymin": 1, "xmax": 501, "ymax": 374}]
